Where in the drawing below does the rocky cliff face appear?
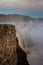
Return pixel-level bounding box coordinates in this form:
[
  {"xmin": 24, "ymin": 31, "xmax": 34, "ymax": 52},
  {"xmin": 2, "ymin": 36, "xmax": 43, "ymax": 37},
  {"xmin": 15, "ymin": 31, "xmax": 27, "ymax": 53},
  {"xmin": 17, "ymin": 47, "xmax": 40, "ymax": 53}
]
[
  {"xmin": 0, "ymin": 24, "xmax": 29, "ymax": 65},
  {"xmin": 0, "ymin": 14, "xmax": 43, "ymax": 22},
  {"xmin": 0, "ymin": 14, "xmax": 32, "ymax": 22},
  {"xmin": 0, "ymin": 24, "xmax": 18, "ymax": 65}
]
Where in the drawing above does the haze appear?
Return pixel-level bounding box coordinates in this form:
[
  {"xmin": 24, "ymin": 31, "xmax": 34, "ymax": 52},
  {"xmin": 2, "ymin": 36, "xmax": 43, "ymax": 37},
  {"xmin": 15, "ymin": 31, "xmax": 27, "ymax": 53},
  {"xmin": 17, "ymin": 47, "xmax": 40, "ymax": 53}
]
[
  {"xmin": 0, "ymin": 0, "xmax": 43, "ymax": 9},
  {"xmin": 0, "ymin": 20, "xmax": 43, "ymax": 65}
]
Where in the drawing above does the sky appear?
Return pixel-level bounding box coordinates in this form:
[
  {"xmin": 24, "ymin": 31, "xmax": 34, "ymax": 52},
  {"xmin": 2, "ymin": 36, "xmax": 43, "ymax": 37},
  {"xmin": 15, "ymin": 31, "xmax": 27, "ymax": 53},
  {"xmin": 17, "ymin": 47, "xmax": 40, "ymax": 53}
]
[{"xmin": 0, "ymin": 0, "xmax": 43, "ymax": 18}]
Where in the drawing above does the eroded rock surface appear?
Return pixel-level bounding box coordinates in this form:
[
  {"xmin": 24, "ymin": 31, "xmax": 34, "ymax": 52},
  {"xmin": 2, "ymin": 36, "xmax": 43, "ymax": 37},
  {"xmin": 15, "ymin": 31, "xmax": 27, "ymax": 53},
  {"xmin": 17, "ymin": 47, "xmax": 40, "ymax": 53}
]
[
  {"xmin": 0, "ymin": 24, "xmax": 18, "ymax": 65},
  {"xmin": 0, "ymin": 24, "xmax": 29, "ymax": 65}
]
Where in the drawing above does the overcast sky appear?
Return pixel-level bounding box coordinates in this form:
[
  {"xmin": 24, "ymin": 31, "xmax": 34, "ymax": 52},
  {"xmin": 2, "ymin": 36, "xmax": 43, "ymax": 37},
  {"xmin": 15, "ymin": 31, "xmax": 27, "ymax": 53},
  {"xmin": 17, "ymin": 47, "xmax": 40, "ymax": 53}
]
[
  {"xmin": 0, "ymin": 0, "xmax": 43, "ymax": 9},
  {"xmin": 0, "ymin": 0, "xmax": 43, "ymax": 18}
]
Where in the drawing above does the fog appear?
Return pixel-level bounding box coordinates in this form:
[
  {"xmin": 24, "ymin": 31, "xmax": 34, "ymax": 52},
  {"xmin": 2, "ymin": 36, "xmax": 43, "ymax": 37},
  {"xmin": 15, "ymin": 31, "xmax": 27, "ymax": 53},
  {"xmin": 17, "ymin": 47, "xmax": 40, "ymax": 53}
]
[{"xmin": 0, "ymin": 21, "xmax": 43, "ymax": 65}]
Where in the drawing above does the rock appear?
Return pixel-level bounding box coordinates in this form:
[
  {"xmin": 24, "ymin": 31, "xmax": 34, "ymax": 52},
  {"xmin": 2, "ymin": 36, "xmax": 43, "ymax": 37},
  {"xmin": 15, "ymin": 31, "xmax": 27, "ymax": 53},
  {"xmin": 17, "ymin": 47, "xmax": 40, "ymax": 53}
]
[
  {"xmin": 0, "ymin": 24, "xmax": 18, "ymax": 65},
  {"xmin": 16, "ymin": 37, "xmax": 29, "ymax": 65},
  {"xmin": 0, "ymin": 24, "xmax": 29, "ymax": 65}
]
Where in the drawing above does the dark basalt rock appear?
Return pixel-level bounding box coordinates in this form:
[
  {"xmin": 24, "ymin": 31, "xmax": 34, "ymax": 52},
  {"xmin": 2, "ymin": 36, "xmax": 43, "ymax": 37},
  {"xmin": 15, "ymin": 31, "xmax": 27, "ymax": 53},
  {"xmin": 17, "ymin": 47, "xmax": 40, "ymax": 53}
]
[{"xmin": 0, "ymin": 24, "xmax": 29, "ymax": 65}]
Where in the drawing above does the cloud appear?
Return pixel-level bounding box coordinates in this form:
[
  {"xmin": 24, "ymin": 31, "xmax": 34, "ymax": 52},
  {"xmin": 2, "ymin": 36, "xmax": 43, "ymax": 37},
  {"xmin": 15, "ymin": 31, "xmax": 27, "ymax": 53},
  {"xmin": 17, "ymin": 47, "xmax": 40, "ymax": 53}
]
[{"xmin": 0, "ymin": 0, "xmax": 43, "ymax": 9}]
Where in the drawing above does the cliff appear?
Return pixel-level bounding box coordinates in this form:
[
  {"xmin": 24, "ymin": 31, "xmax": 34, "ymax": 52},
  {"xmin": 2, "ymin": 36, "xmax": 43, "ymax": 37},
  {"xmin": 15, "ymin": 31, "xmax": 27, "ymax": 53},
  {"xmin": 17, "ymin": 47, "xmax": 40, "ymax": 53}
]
[
  {"xmin": 0, "ymin": 14, "xmax": 43, "ymax": 22},
  {"xmin": 0, "ymin": 24, "xmax": 29, "ymax": 65}
]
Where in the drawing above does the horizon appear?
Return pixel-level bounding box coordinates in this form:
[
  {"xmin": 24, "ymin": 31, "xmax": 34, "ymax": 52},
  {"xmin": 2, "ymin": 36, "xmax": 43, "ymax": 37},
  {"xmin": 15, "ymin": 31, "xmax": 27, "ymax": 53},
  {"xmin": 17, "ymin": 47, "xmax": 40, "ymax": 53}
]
[
  {"xmin": 0, "ymin": 9, "xmax": 43, "ymax": 18},
  {"xmin": 0, "ymin": 0, "xmax": 43, "ymax": 18}
]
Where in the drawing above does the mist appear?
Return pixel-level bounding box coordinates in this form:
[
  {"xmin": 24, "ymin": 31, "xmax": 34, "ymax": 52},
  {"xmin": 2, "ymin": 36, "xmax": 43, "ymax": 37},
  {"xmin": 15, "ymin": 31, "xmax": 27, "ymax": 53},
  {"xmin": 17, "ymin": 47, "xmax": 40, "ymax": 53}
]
[{"xmin": 0, "ymin": 20, "xmax": 43, "ymax": 65}]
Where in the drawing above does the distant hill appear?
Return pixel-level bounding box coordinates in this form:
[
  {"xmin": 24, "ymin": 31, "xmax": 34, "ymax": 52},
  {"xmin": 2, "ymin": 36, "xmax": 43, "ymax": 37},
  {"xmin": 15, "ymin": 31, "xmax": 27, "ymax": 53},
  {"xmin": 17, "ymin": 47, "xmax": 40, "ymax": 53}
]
[{"xmin": 0, "ymin": 14, "xmax": 43, "ymax": 22}]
